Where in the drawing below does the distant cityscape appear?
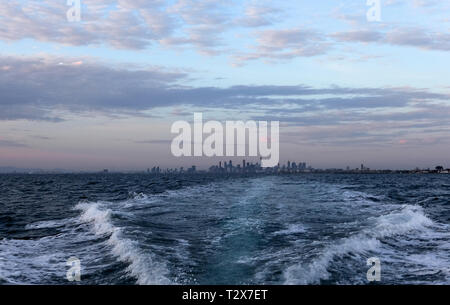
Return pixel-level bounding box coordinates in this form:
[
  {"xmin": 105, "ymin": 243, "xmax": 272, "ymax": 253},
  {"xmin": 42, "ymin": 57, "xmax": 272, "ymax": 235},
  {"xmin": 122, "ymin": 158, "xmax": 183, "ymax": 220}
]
[
  {"xmin": 146, "ymin": 160, "xmax": 450, "ymax": 175},
  {"xmin": 0, "ymin": 161, "xmax": 448, "ymax": 174}
]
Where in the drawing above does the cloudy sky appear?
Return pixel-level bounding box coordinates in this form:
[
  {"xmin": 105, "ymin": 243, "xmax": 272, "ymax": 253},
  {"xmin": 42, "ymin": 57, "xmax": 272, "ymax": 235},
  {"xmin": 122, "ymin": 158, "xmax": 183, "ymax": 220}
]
[{"xmin": 0, "ymin": 0, "xmax": 449, "ymax": 170}]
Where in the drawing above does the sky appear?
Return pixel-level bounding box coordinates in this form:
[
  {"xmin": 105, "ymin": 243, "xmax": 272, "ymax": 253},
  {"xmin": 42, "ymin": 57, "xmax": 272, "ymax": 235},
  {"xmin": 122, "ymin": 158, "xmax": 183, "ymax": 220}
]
[{"xmin": 0, "ymin": 0, "xmax": 449, "ymax": 171}]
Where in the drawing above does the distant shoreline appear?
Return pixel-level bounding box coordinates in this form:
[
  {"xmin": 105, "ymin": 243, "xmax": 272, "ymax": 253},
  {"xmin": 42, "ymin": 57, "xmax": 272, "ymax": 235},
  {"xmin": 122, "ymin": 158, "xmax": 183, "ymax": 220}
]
[{"xmin": 0, "ymin": 170, "xmax": 448, "ymax": 175}]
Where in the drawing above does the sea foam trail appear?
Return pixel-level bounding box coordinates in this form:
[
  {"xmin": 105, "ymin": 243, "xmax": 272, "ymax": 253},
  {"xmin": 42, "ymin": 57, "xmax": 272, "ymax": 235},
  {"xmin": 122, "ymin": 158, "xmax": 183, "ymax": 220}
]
[
  {"xmin": 283, "ymin": 205, "xmax": 436, "ymax": 285},
  {"xmin": 25, "ymin": 218, "xmax": 75, "ymax": 230},
  {"xmin": 75, "ymin": 202, "xmax": 172, "ymax": 285},
  {"xmin": 273, "ymin": 224, "xmax": 307, "ymax": 236}
]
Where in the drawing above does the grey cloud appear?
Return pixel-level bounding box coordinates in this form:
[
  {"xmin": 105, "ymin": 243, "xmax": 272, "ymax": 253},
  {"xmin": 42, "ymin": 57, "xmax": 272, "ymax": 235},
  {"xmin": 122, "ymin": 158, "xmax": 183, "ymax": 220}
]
[
  {"xmin": 0, "ymin": 139, "xmax": 29, "ymax": 147},
  {"xmin": 332, "ymin": 30, "xmax": 383, "ymax": 42},
  {"xmin": 0, "ymin": 104, "xmax": 64, "ymax": 122},
  {"xmin": 251, "ymin": 104, "xmax": 450, "ymax": 128},
  {"xmin": 333, "ymin": 28, "xmax": 450, "ymax": 51},
  {"xmin": 385, "ymin": 28, "xmax": 450, "ymax": 51},
  {"xmin": 1, "ymin": 55, "xmax": 449, "ymax": 129},
  {"xmin": 0, "ymin": 56, "xmax": 187, "ymax": 120},
  {"xmin": 255, "ymin": 107, "xmax": 450, "ymax": 147},
  {"xmin": 1, "ymin": 54, "xmax": 449, "ymax": 151}
]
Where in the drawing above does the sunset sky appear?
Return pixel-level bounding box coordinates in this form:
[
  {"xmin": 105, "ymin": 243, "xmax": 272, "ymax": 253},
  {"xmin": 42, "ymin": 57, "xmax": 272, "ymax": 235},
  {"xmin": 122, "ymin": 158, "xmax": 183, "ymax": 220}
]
[{"xmin": 0, "ymin": 0, "xmax": 449, "ymax": 170}]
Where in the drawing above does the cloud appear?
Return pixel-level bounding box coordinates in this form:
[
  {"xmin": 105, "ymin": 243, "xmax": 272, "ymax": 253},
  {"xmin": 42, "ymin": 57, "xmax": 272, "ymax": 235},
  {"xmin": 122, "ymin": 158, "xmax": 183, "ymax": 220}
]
[
  {"xmin": 385, "ymin": 28, "xmax": 450, "ymax": 51},
  {"xmin": 168, "ymin": 0, "xmax": 228, "ymax": 26},
  {"xmin": 383, "ymin": 0, "xmax": 440, "ymax": 7},
  {"xmin": 412, "ymin": 0, "xmax": 438, "ymax": 7},
  {"xmin": 0, "ymin": 0, "xmax": 175, "ymax": 49},
  {"xmin": 332, "ymin": 30, "xmax": 383, "ymax": 43},
  {"xmin": 233, "ymin": 29, "xmax": 331, "ymax": 64},
  {"xmin": 332, "ymin": 28, "xmax": 450, "ymax": 52},
  {"xmin": 234, "ymin": 4, "xmax": 282, "ymax": 28},
  {"xmin": 0, "ymin": 139, "xmax": 28, "ymax": 147},
  {"xmin": 0, "ymin": 0, "xmax": 283, "ymax": 56},
  {"xmin": 235, "ymin": 23, "xmax": 450, "ymax": 64},
  {"xmin": 161, "ymin": 25, "xmax": 227, "ymax": 54},
  {"xmin": 0, "ymin": 55, "xmax": 187, "ymax": 121},
  {"xmin": 1, "ymin": 0, "xmax": 450, "ymax": 64},
  {"xmin": 1, "ymin": 55, "xmax": 449, "ymax": 134},
  {"xmin": 0, "ymin": 0, "xmax": 273, "ymax": 55}
]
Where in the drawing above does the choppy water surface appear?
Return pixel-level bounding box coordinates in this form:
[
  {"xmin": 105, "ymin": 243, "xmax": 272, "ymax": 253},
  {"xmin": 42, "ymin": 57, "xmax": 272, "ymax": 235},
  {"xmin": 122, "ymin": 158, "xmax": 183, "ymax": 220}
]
[{"xmin": 0, "ymin": 173, "xmax": 449, "ymax": 285}]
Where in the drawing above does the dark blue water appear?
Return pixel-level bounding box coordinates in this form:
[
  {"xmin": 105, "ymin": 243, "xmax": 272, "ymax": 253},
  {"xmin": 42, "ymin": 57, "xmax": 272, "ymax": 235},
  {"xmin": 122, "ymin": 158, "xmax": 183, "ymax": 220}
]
[{"xmin": 0, "ymin": 173, "xmax": 449, "ymax": 285}]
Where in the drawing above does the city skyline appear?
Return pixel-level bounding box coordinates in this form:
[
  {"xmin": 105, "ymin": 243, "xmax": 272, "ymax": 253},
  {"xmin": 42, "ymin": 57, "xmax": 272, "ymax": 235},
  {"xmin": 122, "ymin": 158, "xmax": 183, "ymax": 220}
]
[
  {"xmin": 1, "ymin": 158, "xmax": 448, "ymax": 174},
  {"xmin": 0, "ymin": 1, "xmax": 449, "ymax": 170}
]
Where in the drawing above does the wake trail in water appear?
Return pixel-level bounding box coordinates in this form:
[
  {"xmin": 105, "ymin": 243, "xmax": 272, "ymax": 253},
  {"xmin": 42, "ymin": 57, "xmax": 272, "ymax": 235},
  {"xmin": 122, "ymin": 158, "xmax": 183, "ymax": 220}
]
[
  {"xmin": 283, "ymin": 205, "xmax": 449, "ymax": 284},
  {"xmin": 75, "ymin": 202, "xmax": 172, "ymax": 285}
]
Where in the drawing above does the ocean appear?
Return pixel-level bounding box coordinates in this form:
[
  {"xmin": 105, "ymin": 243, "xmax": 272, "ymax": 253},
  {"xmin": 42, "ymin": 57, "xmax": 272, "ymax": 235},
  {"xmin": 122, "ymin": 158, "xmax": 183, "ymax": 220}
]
[{"xmin": 0, "ymin": 173, "xmax": 449, "ymax": 285}]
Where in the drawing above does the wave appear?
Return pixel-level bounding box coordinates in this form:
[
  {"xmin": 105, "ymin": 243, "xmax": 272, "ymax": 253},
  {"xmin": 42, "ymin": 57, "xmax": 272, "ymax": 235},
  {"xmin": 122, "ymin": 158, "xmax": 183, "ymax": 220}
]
[
  {"xmin": 25, "ymin": 218, "xmax": 75, "ymax": 230},
  {"xmin": 341, "ymin": 190, "xmax": 385, "ymax": 204},
  {"xmin": 283, "ymin": 205, "xmax": 436, "ymax": 284},
  {"xmin": 74, "ymin": 202, "xmax": 172, "ymax": 285},
  {"xmin": 273, "ymin": 224, "xmax": 307, "ymax": 236},
  {"xmin": 0, "ymin": 235, "xmax": 70, "ymax": 284}
]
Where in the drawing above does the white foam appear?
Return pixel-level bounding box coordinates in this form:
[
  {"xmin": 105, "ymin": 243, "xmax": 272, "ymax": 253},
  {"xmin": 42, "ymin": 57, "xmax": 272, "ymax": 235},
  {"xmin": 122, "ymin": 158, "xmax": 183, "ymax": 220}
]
[
  {"xmin": 25, "ymin": 218, "xmax": 75, "ymax": 230},
  {"xmin": 74, "ymin": 202, "xmax": 172, "ymax": 285},
  {"xmin": 283, "ymin": 205, "xmax": 437, "ymax": 284},
  {"xmin": 284, "ymin": 235, "xmax": 381, "ymax": 285},
  {"xmin": 371, "ymin": 205, "xmax": 433, "ymax": 238},
  {"xmin": 129, "ymin": 192, "xmax": 149, "ymax": 201},
  {"xmin": 342, "ymin": 190, "xmax": 383, "ymax": 202},
  {"xmin": 273, "ymin": 224, "xmax": 307, "ymax": 236},
  {"xmin": 0, "ymin": 236, "xmax": 69, "ymax": 284}
]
